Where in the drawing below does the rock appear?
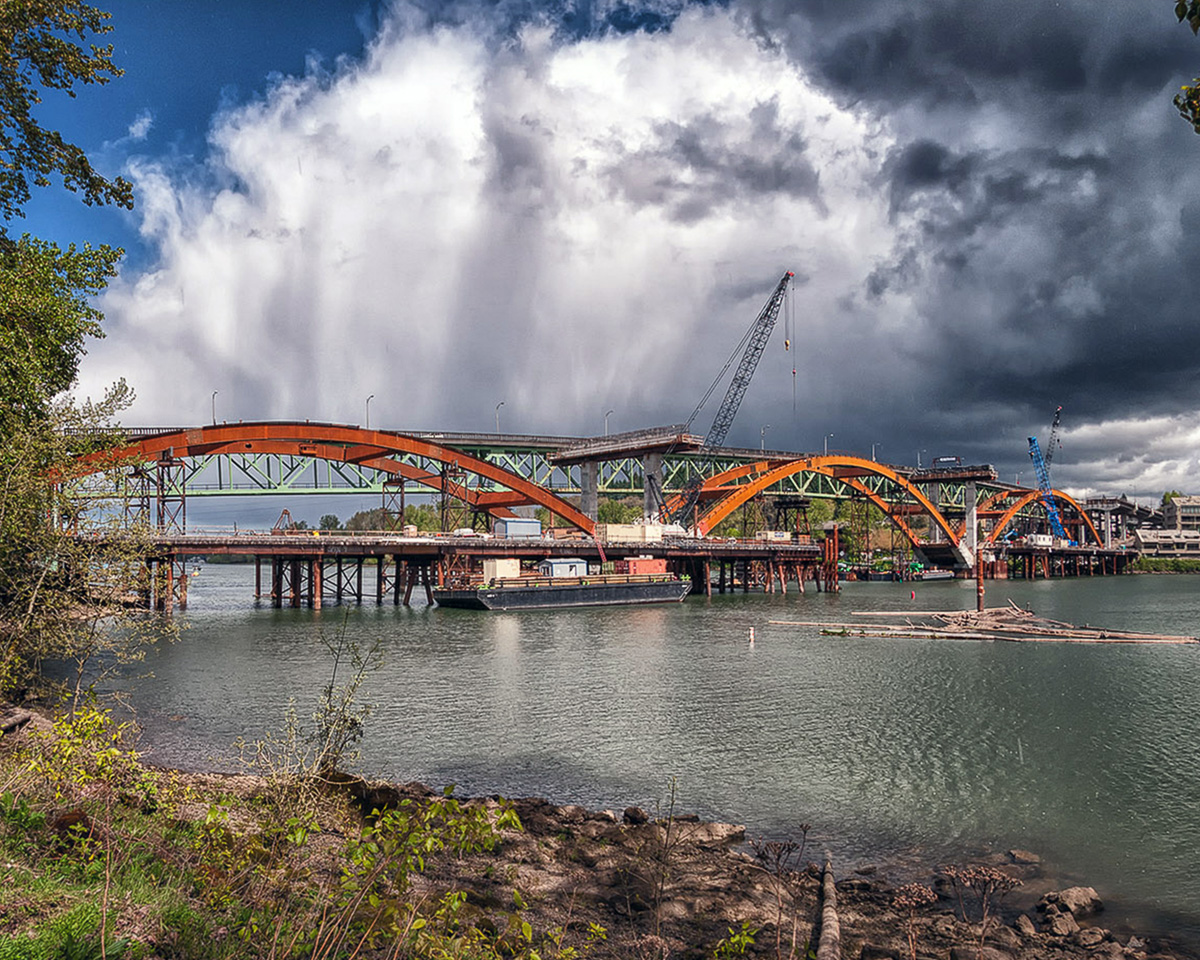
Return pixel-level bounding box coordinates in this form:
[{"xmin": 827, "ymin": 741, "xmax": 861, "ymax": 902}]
[
  {"xmin": 1091, "ymin": 944, "xmax": 1126, "ymax": 960},
  {"xmin": 950, "ymin": 947, "xmax": 1012, "ymax": 960},
  {"xmin": 1059, "ymin": 885, "xmax": 1103, "ymax": 918},
  {"xmin": 1127, "ymin": 937, "xmax": 1146, "ymax": 951},
  {"xmin": 1040, "ymin": 886, "xmax": 1103, "ymax": 918},
  {"xmin": 685, "ymin": 821, "xmax": 745, "ymax": 845},
  {"xmin": 656, "ymin": 899, "xmax": 690, "ymax": 920},
  {"xmin": 859, "ymin": 945, "xmax": 900, "ymax": 960},
  {"xmin": 854, "ymin": 865, "xmax": 878, "ymax": 876},
  {"xmin": 1074, "ymin": 927, "xmax": 1107, "ymax": 947},
  {"xmin": 623, "ymin": 806, "xmax": 649, "ymax": 825},
  {"xmin": 1008, "ymin": 848, "xmax": 1041, "ymax": 865},
  {"xmin": 1047, "ymin": 911, "xmax": 1080, "ymax": 937},
  {"xmin": 1014, "ymin": 914, "xmax": 1038, "ymax": 937},
  {"xmin": 558, "ymin": 804, "xmax": 588, "ymax": 823},
  {"xmin": 988, "ymin": 924, "xmax": 1021, "ymax": 950}
]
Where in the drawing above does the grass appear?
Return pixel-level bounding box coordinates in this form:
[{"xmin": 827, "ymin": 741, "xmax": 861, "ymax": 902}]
[{"xmin": 0, "ymin": 702, "xmax": 609, "ymax": 960}]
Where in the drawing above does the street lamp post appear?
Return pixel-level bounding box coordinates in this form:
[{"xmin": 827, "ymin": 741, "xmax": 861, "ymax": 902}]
[
  {"xmin": 211, "ymin": 390, "xmax": 218, "ymax": 426},
  {"xmin": 760, "ymin": 424, "xmax": 770, "ymax": 451},
  {"xmin": 605, "ymin": 409, "xmax": 614, "ymax": 436},
  {"xmin": 871, "ymin": 442, "xmax": 880, "ymax": 462},
  {"xmin": 495, "ymin": 401, "xmax": 505, "ymax": 434},
  {"xmin": 824, "ymin": 433, "xmax": 833, "ymax": 456},
  {"xmin": 365, "ymin": 394, "xmax": 374, "ymax": 430}
]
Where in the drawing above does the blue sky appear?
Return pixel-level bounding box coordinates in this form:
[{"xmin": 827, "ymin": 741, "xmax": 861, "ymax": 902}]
[
  {"xmin": 20, "ymin": 0, "xmax": 1200, "ymax": 501},
  {"xmin": 27, "ymin": 1, "xmax": 381, "ymax": 261}
]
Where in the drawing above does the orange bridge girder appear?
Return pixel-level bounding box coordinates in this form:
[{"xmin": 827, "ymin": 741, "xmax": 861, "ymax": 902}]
[
  {"xmin": 983, "ymin": 488, "xmax": 1104, "ymax": 547},
  {"xmin": 693, "ymin": 455, "xmax": 967, "ymax": 558},
  {"xmin": 72, "ymin": 423, "xmax": 595, "ymax": 534}
]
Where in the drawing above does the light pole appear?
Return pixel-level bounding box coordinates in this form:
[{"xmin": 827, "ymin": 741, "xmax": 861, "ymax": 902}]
[
  {"xmin": 824, "ymin": 433, "xmax": 833, "ymax": 456},
  {"xmin": 605, "ymin": 409, "xmax": 614, "ymax": 436},
  {"xmin": 917, "ymin": 449, "xmax": 926, "ymax": 469},
  {"xmin": 365, "ymin": 394, "xmax": 374, "ymax": 430},
  {"xmin": 871, "ymin": 441, "xmax": 880, "ymax": 462},
  {"xmin": 760, "ymin": 424, "xmax": 770, "ymax": 451},
  {"xmin": 495, "ymin": 400, "xmax": 505, "ymax": 434},
  {"xmin": 211, "ymin": 390, "xmax": 218, "ymax": 426}
]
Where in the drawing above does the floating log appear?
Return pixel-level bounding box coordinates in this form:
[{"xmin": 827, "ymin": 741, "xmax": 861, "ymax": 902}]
[{"xmin": 769, "ymin": 605, "xmax": 1198, "ymax": 644}]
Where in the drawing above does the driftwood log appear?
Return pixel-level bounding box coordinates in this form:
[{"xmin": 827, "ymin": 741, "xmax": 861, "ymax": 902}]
[{"xmin": 769, "ymin": 602, "xmax": 1198, "ymax": 644}]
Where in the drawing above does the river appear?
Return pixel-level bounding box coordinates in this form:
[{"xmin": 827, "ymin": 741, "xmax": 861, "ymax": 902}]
[{"xmin": 117, "ymin": 565, "xmax": 1200, "ymax": 941}]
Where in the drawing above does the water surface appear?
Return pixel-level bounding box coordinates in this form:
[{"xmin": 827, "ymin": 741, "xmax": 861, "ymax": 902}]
[{"xmin": 121, "ymin": 567, "xmax": 1200, "ymax": 940}]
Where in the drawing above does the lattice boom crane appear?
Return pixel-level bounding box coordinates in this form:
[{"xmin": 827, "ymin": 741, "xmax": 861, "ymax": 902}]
[
  {"xmin": 1028, "ymin": 405, "xmax": 1071, "ymax": 543},
  {"xmin": 667, "ymin": 271, "xmax": 795, "ymax": 526}
]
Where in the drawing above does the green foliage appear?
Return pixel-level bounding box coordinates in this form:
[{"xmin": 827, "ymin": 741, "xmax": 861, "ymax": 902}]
[
  {"xmin": 1162, "ymin": 490, "xmax": 1183, "ymax": 505},
  {"xmin": 713, "ymin": 921, "xmax": 758, "ymax": 957},
  {"xmin": 597, "ymin": 497, "xmax": 642, "ymax": 524},
  {"xmin": 0, "ymin": 1, "xmax": 134, "ymax": 228},
  {"xmin": 0, "ymin": 2, "xmax": 150, "ymax": 702},
  {"xmin": 1132, "ymin": 555, "xmax": 1200, "ymax": 573},
  {"xmin": 0, "ymin": 236, "xmax": 121, "ymax": 432},
  {"xmin": 25, "ymin": 703, "xmax": 144, "ymax": 801},
  {"xmin": 317, "ymin": 513, "xmax": 341, "ymax": 530},
  {"xmin": 1176, "ymin": 1, "xmax": 1200, "ymax": 132}
]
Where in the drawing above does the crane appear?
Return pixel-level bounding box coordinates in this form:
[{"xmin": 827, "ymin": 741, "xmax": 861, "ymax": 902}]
[
  {"xmin": 664, "ymin": 271, "xmax": 795, "ymax": 528},
  {"xmin": 1028, "ymin": 406, "xmax": 1072, "ymax": 543}
]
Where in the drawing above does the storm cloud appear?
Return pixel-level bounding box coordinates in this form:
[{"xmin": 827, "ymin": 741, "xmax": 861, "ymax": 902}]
[{"xmin": 76, "ymin": 0, "xmax": 1200, "ymax": 500}]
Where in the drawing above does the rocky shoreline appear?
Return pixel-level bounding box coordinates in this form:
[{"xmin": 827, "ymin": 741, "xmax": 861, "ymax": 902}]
[
  {"xmin": 3, "ymin": 702, "xmax": 1195, "ymax": 958},
  {"xmin": 340, "ymin": 776, "xmax": 1199, "ymax": 960}
]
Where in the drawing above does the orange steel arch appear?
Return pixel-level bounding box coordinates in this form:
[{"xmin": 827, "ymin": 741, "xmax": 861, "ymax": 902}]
[
  {"xmin": 73, "ymin": 422, "xmax": 595, "ymax": 534},
  {"xmin": 694, "ymin": 455, "xmax": 962, "ymax": 546},
  {"xmin": 984, "ymin": 489, "xmax": 1103, "ymax": 547},
  {"xmin": 954, "ymin": 489, "xmax": 1022, "ymax": 540}
]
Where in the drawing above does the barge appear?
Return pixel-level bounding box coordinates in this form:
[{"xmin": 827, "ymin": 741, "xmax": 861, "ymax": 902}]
[
  {"xmin": 433, "ymin": 573, "xmax": 690, "ymax": 610},
  {"xmin": 433, "ymin": 556, "xmax": 689, "ymax": 610}
]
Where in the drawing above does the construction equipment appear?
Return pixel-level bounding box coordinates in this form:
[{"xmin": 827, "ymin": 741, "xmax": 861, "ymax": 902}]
[
  {"xmin": 664, "ymin": 271, "xmax": 795, "ymax": 527},
  {"xmin": 1028, "ymin": 406, "xmax": 1072, "ymax": 544}
]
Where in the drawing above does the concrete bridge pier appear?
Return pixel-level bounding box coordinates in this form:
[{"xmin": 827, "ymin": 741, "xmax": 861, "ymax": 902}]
[
  {"xmin": 642, "ymin": 452, "xmax": 663, "ymax": 522},
  {"xmin": 580, "ymin": 461, "xmax": 599, "ymax": 519}
]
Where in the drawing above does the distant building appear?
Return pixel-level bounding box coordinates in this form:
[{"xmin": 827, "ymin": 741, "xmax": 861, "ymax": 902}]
[
  {"xmin": 1132, "ymin": 528, "xmax": 1200, "ymax": 556},
  {"xmin": 1163, "ymin": 495, "xmax": 1200, "ymax": 531}
]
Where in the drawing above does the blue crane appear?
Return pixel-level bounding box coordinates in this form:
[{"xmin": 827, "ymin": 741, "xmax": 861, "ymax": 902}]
[{"xmin": 1028, "ymin": 406, "xmax": 1072, "ymax": 543}]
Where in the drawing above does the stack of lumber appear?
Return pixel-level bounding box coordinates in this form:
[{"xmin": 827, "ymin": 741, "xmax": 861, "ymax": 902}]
[{"xmin": 769, "ymin": 600, "xmax": 1198, "ymax": 644}]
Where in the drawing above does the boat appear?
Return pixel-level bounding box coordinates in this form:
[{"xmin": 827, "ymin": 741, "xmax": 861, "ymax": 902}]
[
  {"xmin": 913, "ymin": 568, "xmax": 955, "ymax": 581},
  {"xmin": 433, "ymin": 572, "xmax": 691, "ymax": 610}
]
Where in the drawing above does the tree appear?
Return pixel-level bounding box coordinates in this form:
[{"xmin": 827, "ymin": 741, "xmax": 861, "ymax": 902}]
[
  {"xmin": 1176, "ymin": 1, "xmax": 1200, "ymax": 132},
  {"xmin": 0, "ymin": 1, "xmax": 133, "ymax": 229},
  {"xmin": 318, "ymin": 513, "xmax": 342, "ymax": 530},
  {"xmin": 0, "ymin": 1, "xmax": 138, "ymax": 699},
  {"xmin": 1, "ymin": 234, "xmax": 121, "ymax": 432}
]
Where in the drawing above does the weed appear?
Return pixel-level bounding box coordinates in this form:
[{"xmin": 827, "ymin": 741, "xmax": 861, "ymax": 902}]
[
  {"xmin": 713, "ymin": 920, "xmax": 758, "ymax": 957},
  {"xmin": 941, "ymin": 864, "xmax": 1021, "ymax": 948},
  {"xmin": 893, "ymin": 882, "xmax": 936, "ymax": 960},
  {"xmin": 748, "ymin": 822, "xmax": 811, "ymax": 959}
]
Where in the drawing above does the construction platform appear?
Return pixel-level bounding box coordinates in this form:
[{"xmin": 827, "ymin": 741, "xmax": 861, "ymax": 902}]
[{"xmin": 136, "ymin": 532, "xmax": 832, "ymax": 611}]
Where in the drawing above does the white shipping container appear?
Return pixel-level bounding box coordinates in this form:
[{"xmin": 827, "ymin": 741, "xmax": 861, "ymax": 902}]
[
  {"xmin": 483, "ymin": 558, "xmax": 521, "ymax": 581},
  {"xmin": 494, "ymin": 518, "xmax": 542, "ymax": 538}
]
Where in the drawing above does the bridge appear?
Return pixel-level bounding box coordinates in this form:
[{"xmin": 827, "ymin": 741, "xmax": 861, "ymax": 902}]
[{"xmin": 64, "ymin": 420, "xmax": 1135, "ymax": 610}]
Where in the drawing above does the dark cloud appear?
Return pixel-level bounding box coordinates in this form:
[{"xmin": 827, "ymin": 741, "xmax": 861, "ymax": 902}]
[
  {"xmin": 604, "ymin": 99, "xmax": 823, "ymax": 222},
  {"xmin": 719, "ymin": 0, "xmax": 1200, "ymax": 493}
]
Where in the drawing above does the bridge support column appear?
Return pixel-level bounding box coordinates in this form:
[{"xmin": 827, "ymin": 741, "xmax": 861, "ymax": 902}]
[
  {"xmin": 965, "ymin": 481, "xmax": 978, "ymax": 554},
  {"xmin": 642, "ymin": 452, "xmax": 663, "ymax": 522},
  {"xmin": 581, "ymin": 461, "xmax": 599, "ymax": 520}
]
